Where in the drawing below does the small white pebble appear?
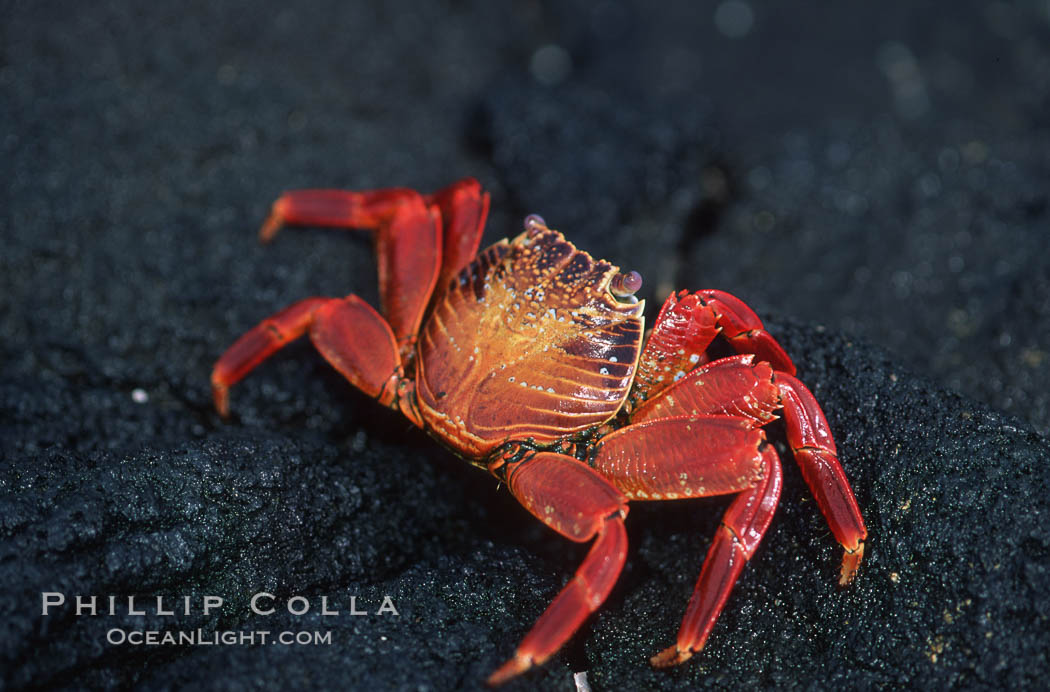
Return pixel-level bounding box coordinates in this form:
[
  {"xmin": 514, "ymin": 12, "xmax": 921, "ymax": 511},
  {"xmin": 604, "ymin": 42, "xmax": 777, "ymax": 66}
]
[{"xmin": 131, "ymin": 388, "xmax": 149, "ymax": 404}]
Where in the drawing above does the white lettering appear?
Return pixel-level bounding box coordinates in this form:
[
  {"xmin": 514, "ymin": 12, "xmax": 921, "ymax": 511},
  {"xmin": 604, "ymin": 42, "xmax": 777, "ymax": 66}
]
[
  {"xmin": 76, "ymin": 595, "xmax": 97, "ymax": 616},
  {"xmin": 377, "ymin": 596, "xmax": 399, "ymax": 616},
  {"xmin": 203, "ymin": 595, "xmax": 223, "ymax": 615},
  {"xmin": 127, "ymin": 596, "xmax": 145, "ymax": 616},
  {"xmin": 41, "ymin": 592, "xmax": 65, "ymax": 615},
  {"xmin": 251, "ymin": 592, "xmax": 275, "ymax": 615},
  {"xmin": 287, "ymin": 596, "xmax": 309, "ymax": 615},
  {"xmin": 156, "ymin": 596, "xmax": 174, "ymax": 616}
]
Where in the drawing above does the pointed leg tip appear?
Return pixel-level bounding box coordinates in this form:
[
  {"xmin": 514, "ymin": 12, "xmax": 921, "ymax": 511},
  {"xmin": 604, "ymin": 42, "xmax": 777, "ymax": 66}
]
[
  {"xmin": 838, "ymin": 541, "xmax": 865, "ymax": 586},
  {"xmin": 212, "ymin": 384, "xmax": 231, "ymax": 419},
  {"xmin": 650, "ymin": 644, "xmax": 694, "ymax": 668},
  {"xmin": 487, "ymin": 654, "xmax": 533, "ymax": 686},
  {"xmin": 258, "ymin": 214, "xmax": 282, "ymax": 243},
  {"xmin": 258, "ymin": 199, "xmax": 288, "ymax": 243}
]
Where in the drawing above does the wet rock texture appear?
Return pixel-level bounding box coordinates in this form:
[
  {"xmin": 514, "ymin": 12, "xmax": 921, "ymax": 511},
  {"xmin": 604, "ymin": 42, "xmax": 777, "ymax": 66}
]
[{"xmin": 3, "ymin": 1, "xmax": 1049, "ymax": 689}]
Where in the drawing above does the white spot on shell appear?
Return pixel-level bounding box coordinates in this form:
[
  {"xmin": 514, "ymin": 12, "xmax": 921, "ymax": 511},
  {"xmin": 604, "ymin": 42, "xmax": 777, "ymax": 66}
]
[
  {"xmin": 674, "ymin": 370, "xmax": 686, "ymax": 381},
  {"xmin": 610, "ymin": 356, "xmax": 618, "ymax": 363},
  {"xmin": 600, "ymin": 367, "xmax": 609, "ymax": 375},
  {"xmin": 689, "ymin": 354, "xmax": 700, "ymax": 364}
]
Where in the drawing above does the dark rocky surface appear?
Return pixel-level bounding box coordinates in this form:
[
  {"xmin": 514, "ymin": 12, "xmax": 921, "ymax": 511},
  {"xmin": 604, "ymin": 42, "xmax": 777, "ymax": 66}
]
[{"xmin": 3, "ymin": 1, "xmax": 1049, "ymax": 690}]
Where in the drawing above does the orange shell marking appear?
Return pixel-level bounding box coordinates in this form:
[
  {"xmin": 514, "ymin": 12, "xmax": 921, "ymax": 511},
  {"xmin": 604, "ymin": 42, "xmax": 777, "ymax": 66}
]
[{"xmin": 416, "ymin": 222, "xmax": 645, "ymax": 458}]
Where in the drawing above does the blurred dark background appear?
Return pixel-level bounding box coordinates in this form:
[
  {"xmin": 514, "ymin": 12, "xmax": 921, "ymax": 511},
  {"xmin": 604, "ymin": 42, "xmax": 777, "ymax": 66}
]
[{"xmin": 3, "ymin": 1, "xmax": 1049, "ymax": 690}]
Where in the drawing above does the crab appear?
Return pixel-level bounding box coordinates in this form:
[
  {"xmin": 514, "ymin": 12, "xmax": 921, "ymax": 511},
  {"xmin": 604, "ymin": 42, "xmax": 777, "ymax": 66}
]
[{"xmin": 211, "ymin": 178, "xmax": 867, "ymax": 685}]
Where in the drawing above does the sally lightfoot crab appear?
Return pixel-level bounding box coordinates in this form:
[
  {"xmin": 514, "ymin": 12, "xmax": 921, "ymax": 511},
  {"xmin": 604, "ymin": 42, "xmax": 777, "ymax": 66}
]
[{"xmin": 211, "ymin": 178, "xmax": 867, "ymax": 684}]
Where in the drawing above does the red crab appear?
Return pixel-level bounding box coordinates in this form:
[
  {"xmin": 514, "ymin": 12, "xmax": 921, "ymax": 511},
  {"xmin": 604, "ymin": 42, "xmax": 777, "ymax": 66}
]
[{"xmin": 211, "ymin": 178, "xmax": 867, "ymax": 685}]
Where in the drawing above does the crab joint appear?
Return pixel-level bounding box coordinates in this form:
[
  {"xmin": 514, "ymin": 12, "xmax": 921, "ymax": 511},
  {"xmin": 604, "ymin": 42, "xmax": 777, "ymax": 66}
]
[{"xmin": 610, "ymin": 270, "xmax": 643, "ymax": 300}]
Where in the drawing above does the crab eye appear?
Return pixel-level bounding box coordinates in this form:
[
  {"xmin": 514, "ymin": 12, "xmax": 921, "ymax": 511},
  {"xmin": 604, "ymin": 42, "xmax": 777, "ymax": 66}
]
[
  {"xmin": 610, "ymin": 270, "xmax": 642, "ymax": 302},
  {"xmin": 524, "ymin": 214, "xmax": 547, "ymax": 232}
]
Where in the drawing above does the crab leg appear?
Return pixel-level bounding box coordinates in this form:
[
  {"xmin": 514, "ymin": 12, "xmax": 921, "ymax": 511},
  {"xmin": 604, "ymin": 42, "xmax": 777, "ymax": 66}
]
[
  {"xmin": 631, "ymin": 290, "xmax": 721, "ymax": 405},
  {"xmin": 487, "ymin": 452, "xmax": 629, "ymax": 686},
  {"xmin": 258, "ymin": 186, "xmax": 438, "ymax": 353},
  {"xmin": 631, "ymin": 355, "xmax": 781, "ymax": 427},
  {"xmin": 589, "ymin": 416, "xmax": 782, "ymax": 666},
  {"xmin": 258, "ymin": 179, "xmax": 489, "ymax": 353},
  {"xmin": 628, "ymin": 355, "xmax": 867, "ymax": 585},
  {"xmin": 211, "ymin": 295, "xmax": 405, "ymax": 420},
  {"xmin": 776, "ymin": 373, "xmax": 867, "ymax": 584},
  {"xmin": 592, "ymin": 415, "xmax": 771, "ymax": 501},
  {"xmin": 696, "ymin": 289, "xmax": 796, "ymax": 375},
  {"xmin": 653, "ymin": 446, "xmax": 782, "ymax": 666},
  {"xmin": 424, "ymin": 178, "xmax": 491, "ymax": 294}
]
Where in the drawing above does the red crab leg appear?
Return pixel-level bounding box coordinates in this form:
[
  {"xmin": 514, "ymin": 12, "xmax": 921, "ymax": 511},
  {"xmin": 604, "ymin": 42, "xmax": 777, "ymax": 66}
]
[
  {"xmin": 776, "ymin": 372, "xmax": 867, "ymax": 584},
  {"xmin": 632, "ymin": 290, "xmax": 720, "ymax": 405},
  {"xmin": 589, "ymin": 416, "xmax": 782, "ymax": 665},
  {"xmin": 629, "ymin": 356, "xmax": 868, "ymax": 586},
  {"xmin": 652, "ymin": 446, "xmax": 782, "ymax": 666},
  {"xmin": 424, "ymin": 178, "xmax": 490, "ymax": 294},
  {"xmin": 631, "ymin": 355, "xmax": 781, "ymax": 427},
  {"xmin": 258, "ymin": 186, "xmax": 441, "ymax": 353},
  {"xmin": 696, "ymin": 289, "xmax": 796, "ymax": 375},
  {"xmin": 487, "ymin": 452, "xmax": 629, "ymax": 686},
  {"xmin": 592, "ymin": 415, "xmax": 770, "ymax": 506},
  {"xmin": 257, "ymin": 178, "xmax": 490, "ymax": 353},
  {"xmin": 211, "ymin": 295, "xmax": 408, "ymax": 421}
]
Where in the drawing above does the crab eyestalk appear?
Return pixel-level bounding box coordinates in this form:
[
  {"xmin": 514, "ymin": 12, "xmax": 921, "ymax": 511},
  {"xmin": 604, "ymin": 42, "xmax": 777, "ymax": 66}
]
[
  {"xmin": 523, "ymin": 213, "xmax": 548, "ymax": 235},
  {"xmin": 610, "ymin": 270, "xmax": 643, "ymax": 303}
]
